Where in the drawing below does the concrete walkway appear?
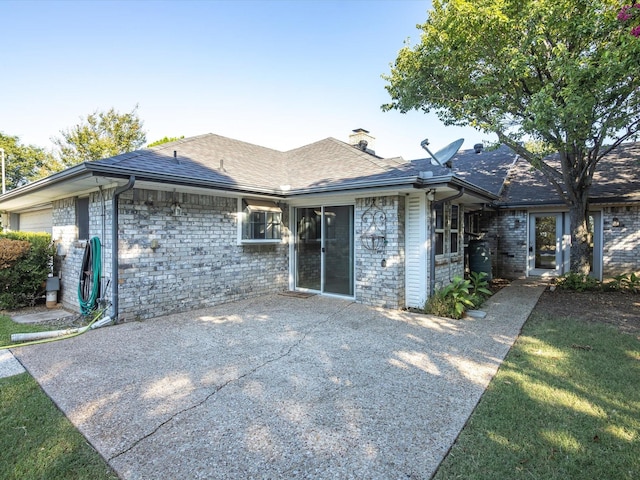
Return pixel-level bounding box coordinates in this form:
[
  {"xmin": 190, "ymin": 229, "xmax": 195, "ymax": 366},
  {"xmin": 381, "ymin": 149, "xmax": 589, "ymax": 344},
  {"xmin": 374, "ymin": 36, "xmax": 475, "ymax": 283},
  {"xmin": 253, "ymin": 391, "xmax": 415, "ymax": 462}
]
[{"xmin": 10, "ymin": 279, "xmax": 545, "ymax": 479}]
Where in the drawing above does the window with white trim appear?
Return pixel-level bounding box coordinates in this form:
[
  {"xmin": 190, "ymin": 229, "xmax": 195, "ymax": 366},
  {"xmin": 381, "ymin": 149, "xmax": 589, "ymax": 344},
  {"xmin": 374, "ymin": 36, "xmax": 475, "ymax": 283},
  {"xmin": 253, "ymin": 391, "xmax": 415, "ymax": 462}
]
[
  {"xmin": 434, "ymin": 203, "xmax": 444, "ymax": 255},
  {"xmin": 434, "ymin": 203, "xmax": 461, "ymax": 256},
  {"xmin": 450, "ymin": 204, "xmax": 459, "ymax": 254},
  {"xmin": 240, "ymin": 199, "xmax": 282, "ymax": 242}
]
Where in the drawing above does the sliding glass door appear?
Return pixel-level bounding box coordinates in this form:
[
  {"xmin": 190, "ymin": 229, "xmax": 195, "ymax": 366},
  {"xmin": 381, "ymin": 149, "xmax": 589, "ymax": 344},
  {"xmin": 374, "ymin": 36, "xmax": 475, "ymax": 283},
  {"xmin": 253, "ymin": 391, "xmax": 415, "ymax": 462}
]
[{"xmin": 295, "ymin": 205, "xmax": 354, "ymax": 296}]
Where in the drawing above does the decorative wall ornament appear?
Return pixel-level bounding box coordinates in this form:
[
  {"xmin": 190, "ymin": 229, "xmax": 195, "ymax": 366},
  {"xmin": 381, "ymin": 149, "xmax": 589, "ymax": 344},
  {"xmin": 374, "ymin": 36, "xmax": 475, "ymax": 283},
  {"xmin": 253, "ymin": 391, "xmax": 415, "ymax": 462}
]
[{"xmin": 361, "ymin": 201, "xmax": 387, "ymax": 252}]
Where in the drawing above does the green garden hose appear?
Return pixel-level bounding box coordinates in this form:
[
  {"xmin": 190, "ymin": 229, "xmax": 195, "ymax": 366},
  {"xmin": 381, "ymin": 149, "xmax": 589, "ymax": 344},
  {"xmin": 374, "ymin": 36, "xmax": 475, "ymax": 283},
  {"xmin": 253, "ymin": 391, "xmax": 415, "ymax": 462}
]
[{"xmin": 78, "ymin": 236, "xmax": 101, "ymax": 315}]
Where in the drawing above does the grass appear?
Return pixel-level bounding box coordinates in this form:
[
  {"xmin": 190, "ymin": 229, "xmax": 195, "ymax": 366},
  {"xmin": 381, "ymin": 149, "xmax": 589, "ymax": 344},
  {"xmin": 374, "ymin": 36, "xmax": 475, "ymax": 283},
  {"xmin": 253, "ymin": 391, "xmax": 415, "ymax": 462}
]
[
  {"xmin": 1, "ymin": 315, "xmax": 118, "ymax": 479},
  {"xmin": 0, "ymin": 314, "xmax": 59, "ymax": 348},
  {"xmin": 433, "ymin": 312, "xmax": 640, "ymax": 480}
]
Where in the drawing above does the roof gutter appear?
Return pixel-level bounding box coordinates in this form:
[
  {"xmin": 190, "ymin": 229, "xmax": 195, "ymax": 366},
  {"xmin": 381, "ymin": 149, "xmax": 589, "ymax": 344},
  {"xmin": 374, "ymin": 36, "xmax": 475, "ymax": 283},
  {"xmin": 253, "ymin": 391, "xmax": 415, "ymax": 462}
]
[
  {"xmin": 430, "ymin": 188, "xmax": 465, "ymax": 296},
  {"xmin": 414, "ymin": 175, "xmax": 499, "ymax": 201},
  {"xmin": 111, "ymin": 176, "xmax": 135, "ymax": 320}
]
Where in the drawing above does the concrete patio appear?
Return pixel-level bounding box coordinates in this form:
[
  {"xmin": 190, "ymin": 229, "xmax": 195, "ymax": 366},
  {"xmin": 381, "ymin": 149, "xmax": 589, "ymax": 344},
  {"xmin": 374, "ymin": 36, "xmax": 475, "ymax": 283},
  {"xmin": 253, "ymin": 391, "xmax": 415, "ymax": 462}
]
[{"xmin": 11, "ymin": 280, "xmax": 546, "ymax": 479}]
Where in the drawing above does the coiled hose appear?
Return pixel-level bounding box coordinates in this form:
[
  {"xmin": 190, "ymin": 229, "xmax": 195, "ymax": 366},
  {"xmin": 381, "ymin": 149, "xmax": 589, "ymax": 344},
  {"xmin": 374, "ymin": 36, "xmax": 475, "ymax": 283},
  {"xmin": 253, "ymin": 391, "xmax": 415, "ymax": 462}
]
[{"xmin": 78, "ymin": 236, "xmax": 101, "ymax": 315}]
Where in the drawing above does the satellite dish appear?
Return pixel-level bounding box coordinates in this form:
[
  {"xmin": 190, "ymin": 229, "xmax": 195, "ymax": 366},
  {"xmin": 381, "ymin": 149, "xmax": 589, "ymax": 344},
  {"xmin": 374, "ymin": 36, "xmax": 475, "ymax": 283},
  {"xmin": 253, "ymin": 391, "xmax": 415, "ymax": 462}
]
[{"xmin": 420, "ymin": 138, "xmax": 464, "ymax": 168}]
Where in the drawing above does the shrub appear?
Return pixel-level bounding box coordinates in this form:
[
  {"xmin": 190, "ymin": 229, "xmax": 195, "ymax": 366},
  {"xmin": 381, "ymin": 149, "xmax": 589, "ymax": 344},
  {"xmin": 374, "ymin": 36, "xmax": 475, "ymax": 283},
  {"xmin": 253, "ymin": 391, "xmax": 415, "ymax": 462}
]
[
  {"xmin": 0, "ymin": 232, "xmax": 55, "ymax": 309},
  {"xmin": 468, "ymin": 271, "xmax": 492, "ymax": 307},
  {"xmin": 555, "ymin": 272, "xmax": 601, "ymax": 292},
  {"xmin": 424, "ymin": 276, "xmax": 475, "ymax": 319},
  {"xmin": 424, "ymin": 289, "xmax": 458, "ymax": 318},
  {"xmin": 605, "ymin": 272, "xmax": 640, "ymax": 293},
  {"xmin": 0, "ymin": 238, "xmax": 31, "ymax": 269}
]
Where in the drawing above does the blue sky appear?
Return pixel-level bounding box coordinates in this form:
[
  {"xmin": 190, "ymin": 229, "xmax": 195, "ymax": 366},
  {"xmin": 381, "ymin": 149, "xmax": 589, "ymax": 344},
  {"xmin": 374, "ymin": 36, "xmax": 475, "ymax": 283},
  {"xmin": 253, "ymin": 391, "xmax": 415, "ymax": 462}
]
[{"xmin": 1, "ymin": 0, "xmax": 490, "ymax": 160}]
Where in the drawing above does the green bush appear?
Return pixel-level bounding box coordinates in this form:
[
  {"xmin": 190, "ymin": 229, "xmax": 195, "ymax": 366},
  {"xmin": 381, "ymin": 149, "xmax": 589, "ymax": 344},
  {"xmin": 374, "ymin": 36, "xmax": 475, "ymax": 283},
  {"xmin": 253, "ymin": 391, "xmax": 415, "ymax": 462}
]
[
  {"xmin": 605, "ymin": 272, "xmax": 640, "ymax": 293},
  {"xmin": 468, "ymin": 271, "xmax": 492, "ymax": 307},
  {"xmin": 555, "ymin": 272, "xmax": 601, "ymax": 292},
  {"xmin": 425, "ymin": 276, "xmax": 475, "ymax": 319},
  {"xmin": 0, "ymin": 238, "xmax": 31, "ymax": 269},
  {"xmin": 0, "ymin": 231, "xmax": 55, "ymax": 309},
  {"xmin": 424, "ymin": 289, "xmax": 458, "ymax": 318}
]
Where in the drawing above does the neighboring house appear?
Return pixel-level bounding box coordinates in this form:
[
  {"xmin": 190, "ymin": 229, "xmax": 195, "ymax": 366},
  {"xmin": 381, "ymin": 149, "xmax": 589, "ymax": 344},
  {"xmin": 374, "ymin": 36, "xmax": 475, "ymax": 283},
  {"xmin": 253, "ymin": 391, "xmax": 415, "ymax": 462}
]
[{"xmin": 0, "ymin": 131, "xmax": 637, "ymax": 320}]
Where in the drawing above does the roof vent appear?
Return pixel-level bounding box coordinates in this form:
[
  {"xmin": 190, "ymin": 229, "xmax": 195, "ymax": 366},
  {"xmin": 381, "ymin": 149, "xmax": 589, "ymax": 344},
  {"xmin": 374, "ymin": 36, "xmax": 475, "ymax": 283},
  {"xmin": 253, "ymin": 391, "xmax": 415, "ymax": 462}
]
[
  {"xmin": 474, "ymin": 143, "xmax": 484, "ymax": 154},
  {"xmin": 173, "ymin": 150, "xmax": 180, "ymax": 164}
]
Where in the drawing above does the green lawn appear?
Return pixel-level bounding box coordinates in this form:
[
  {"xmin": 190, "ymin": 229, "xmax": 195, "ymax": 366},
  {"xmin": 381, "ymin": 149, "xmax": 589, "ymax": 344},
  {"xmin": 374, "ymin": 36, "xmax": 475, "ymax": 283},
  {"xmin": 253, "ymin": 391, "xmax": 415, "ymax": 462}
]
[
  {"xmin": 0, "ymin": 314, "xmax": 58, "ymax": 348},
  {"xmin": 434, "ymin": 312, "xmax": 640, "ymax": 480},
  {"xmin": 1, "ymin": 315, "xmax": 118, "ymax": 479}
]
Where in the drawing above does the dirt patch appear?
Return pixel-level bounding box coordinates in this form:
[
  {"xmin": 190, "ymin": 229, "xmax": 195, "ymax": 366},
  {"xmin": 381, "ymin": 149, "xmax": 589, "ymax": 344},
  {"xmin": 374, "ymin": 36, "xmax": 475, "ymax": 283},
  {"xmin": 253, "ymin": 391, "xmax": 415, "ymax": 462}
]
[
  {"xmin": 534, "ymin": 289, "xmax": 640, "ymax": 336},
  {"xmin": 489, "ymin": 278, "xmax": 511, "ymax": 294}
]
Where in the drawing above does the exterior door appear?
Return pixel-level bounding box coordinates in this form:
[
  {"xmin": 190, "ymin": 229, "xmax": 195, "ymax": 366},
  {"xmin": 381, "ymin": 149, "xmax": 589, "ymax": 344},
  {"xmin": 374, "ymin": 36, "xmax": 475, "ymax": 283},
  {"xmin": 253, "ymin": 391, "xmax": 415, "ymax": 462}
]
[
  {"xmin": 529, "ymin": 213, "xmax": 562, "ymax": 276},
  {"xmin": 295, "ymin": 205, "xmax": 354, "ymax": 296}
]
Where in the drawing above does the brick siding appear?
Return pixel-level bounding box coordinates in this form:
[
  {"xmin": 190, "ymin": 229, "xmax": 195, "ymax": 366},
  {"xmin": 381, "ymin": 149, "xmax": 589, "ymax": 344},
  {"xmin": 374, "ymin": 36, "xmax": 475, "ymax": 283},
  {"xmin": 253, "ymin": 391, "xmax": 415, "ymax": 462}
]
[
  {"xmin": 355, "ymin": 195, "xmax": 405, "ymax": 309},
  {"xmin": 603, "ymin": 205, "xmax": 640, "ymax": 276},
  {"xmin": 52, "ymin": 188, "xmax": 289, "ymax": 320}
]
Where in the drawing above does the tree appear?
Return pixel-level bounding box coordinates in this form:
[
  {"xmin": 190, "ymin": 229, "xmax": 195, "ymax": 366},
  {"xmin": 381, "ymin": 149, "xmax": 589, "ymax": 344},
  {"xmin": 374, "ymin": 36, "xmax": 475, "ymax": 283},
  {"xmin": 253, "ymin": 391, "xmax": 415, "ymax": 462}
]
[
  {"xmin": 147, "ymin": 136, "xmax": 185, "ymax": 148},
  {"xmin": 0, "ymin": 133, "xmax": 63, "ymax": 191},
  {"xmin": 53, "ymin": 105, "xmax": 146, "ymax": 165},
  {"xmin": 383, "ymin": 0, "xmax": 640, "ymax": 274}
]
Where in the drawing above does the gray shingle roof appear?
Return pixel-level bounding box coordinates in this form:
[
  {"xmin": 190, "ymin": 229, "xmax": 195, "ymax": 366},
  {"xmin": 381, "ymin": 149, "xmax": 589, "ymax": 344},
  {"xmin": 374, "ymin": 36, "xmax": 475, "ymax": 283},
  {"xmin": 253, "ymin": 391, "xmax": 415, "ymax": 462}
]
[
  {"xmin": 284, "ymin": 138, "xmax": 417, "ymax": 190},
  {"xmin": 500, "ymin": 142, "xmax": 640, "ymax": 206},
  {"xmin": 411, "ymin": 144, "xmax": 518, "ymax": 196},
  {"xmin": 91, "ymin": 133, "xmax": 420, "ymax": 193},
  {"xmin": 5, "ymin": 132, "xmax": 636, "ymax": 208},
  {"xmin": 93, "ymin": 133, "xmax": 287, "ymax": 190}
]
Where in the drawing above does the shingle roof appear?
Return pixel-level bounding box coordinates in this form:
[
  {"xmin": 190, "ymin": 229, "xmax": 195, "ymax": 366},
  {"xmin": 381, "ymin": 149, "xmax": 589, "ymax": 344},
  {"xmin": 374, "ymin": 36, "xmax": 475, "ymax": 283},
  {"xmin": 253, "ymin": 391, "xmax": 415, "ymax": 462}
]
[
  {"xmin": 411, "ymin": 144, "xmax": 518, "ymax": 196},
  {"xmin": 6, "ymin": 131, "xmax": 636, "ymax": 208},
  {"xmin": 93, "ymin": 133, "xmax": 287, "ymax": 190},
  {"xmin": 500, "ymin": 142, "xmax": 640, "ymax": 206},
  {"xmin": 91, "ymin": 133, "xmax": 420, "ymax": 193},
  {"xmin": 284, "ymin": 138, "xmax": 417, "ymax": 190}
]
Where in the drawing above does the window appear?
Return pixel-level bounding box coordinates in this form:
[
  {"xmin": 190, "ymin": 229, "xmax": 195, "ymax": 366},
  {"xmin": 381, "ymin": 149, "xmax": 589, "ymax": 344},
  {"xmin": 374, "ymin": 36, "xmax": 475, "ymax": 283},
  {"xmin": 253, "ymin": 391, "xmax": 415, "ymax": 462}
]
[
  {"xmin": 433, "ymin": 203, "xmax": 461, "ymax": 256},
  {"xmin": 76, "ymin": 197, "xmax": 89, "ymax": 240},
  {"xmin": 241, "ymin": 199, "xmax": 282, "ymax": 242},
  {"xmin": 434, "ymin": 203, "xmax": 444, "ymax": 255},
  {"xmin": 450, "ymin": 205, "xmax": 459, "ymax": 254},
  {"xmin": 464, "ymin": 211, "xmax": 481, "ymax": 244}
]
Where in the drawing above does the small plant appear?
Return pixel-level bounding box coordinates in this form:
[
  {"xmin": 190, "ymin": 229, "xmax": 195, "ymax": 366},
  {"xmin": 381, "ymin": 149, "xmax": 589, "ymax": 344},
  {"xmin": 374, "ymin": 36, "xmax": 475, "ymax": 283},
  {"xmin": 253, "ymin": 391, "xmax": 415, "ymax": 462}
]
[
  {"xmin": 606, "ymin": 272, "xmax": 640, "ymax": 293},
  {"xmin": 424, "ymin": 276, "xmax": 475, "ymax": 319},
  {"xmin": 555, "ymin": 272, "xmax": 601, "ymax": 292},
  {"xmin": 468, "ymin": 271, "xmax": 492, "ymax": 307},
  {"xmin": 424, "ymin": 289, "xmax": 456, "ymax": 318}
]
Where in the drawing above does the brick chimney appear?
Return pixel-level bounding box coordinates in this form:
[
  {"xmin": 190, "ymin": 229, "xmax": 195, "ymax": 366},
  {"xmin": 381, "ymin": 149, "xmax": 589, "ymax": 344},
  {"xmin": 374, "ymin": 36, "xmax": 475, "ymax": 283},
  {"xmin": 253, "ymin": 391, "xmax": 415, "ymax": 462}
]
[{"xmin": 348, "ymin": 128, "xmax": 375, "ymax": 154}]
